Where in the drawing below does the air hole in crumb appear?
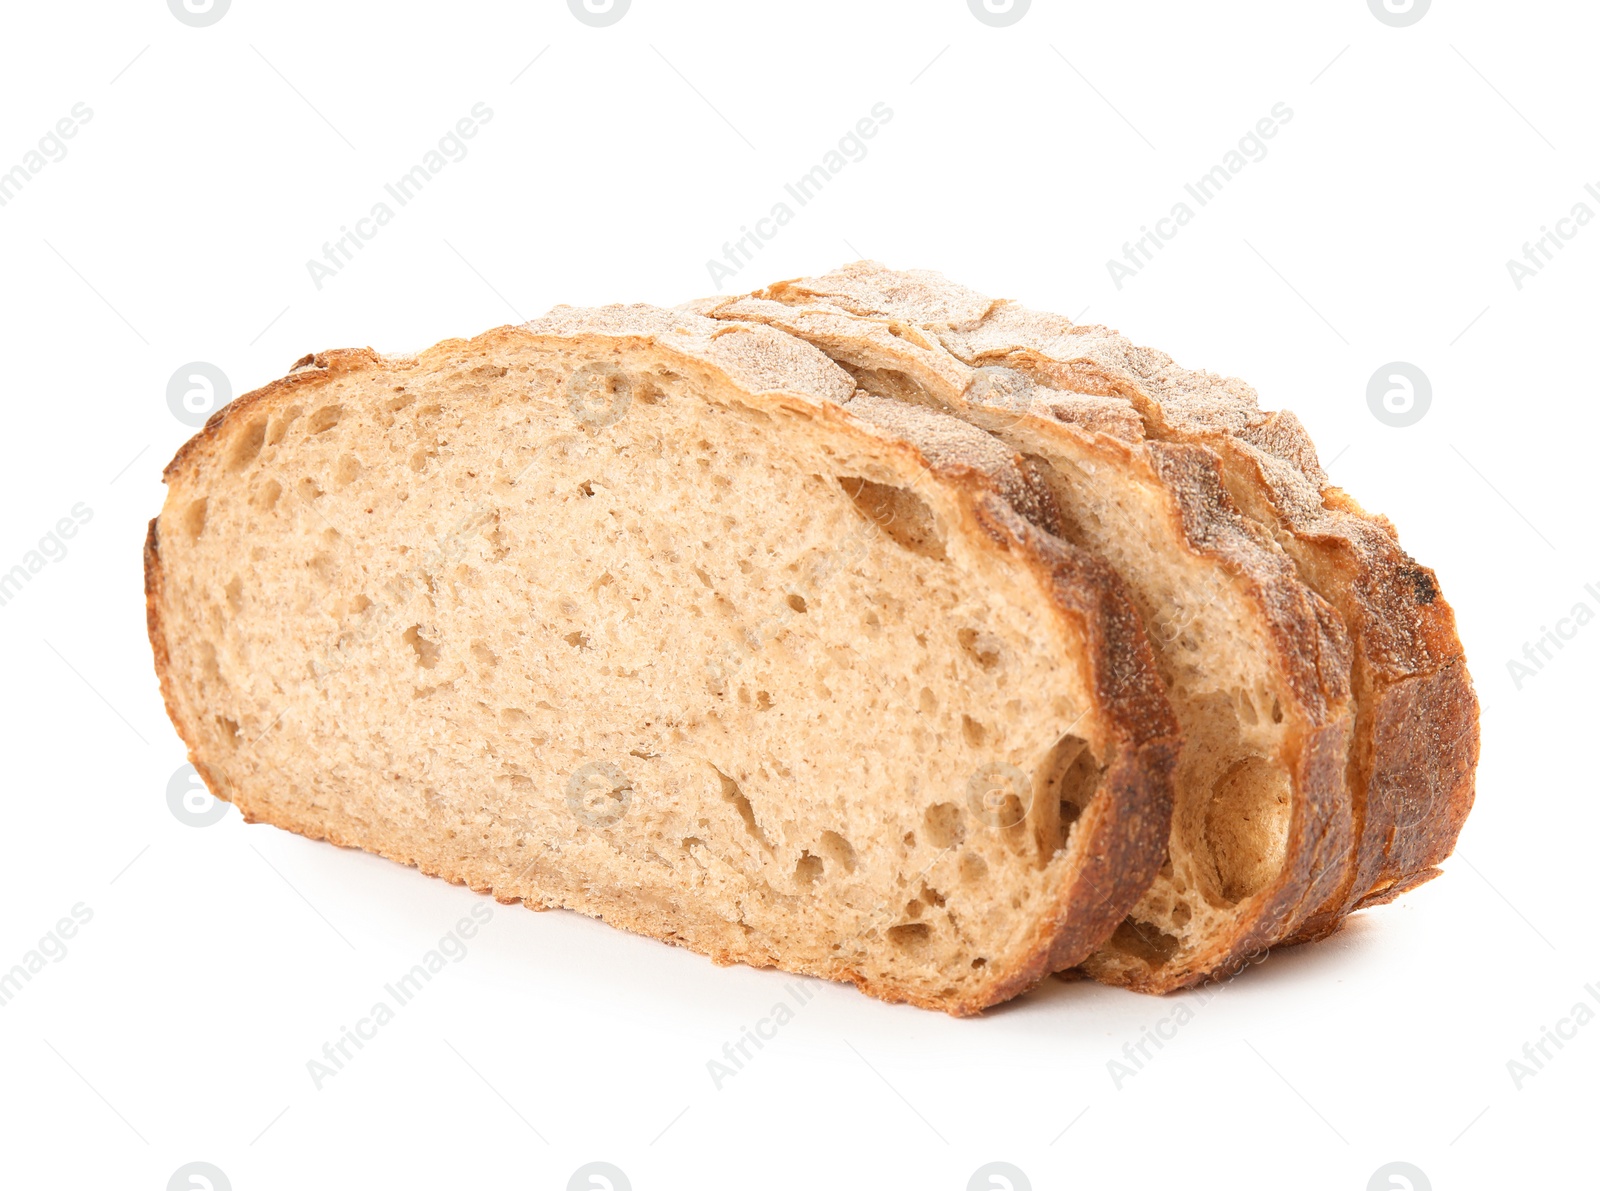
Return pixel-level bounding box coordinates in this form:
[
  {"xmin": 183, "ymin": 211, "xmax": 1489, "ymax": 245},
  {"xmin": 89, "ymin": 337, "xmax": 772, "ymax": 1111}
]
[
  {"xmin": 755, "ymin": 690, "xmax": 773, "ymax": 710},
  {"xmin": 499, "ymin": 708, "xmax": 529, "ymax": 725},
  {"xmin": 1172, "ymin": 902, "xmax": 1193, "ymax": 927},
  {"xmin": 923, "ymin": 802, "xmax": 965, "ymax": 849},
  {"xmin": 957, "ymin": 627, "xmax": 1002, "ymax": 671},
  {"xmin": 182, "ymin": 497, "xmax": 207, "ymax": 541},
  {"xmin": 471, "ymin": 641, "xmax": 499, "ymax": 666},
  {"xmin": 334, "ymin": 455, "xmax": 360, "ymax": 487},
  {"xmin": 904, "ymin": 899, "xmax": 923, "ymax": 919},
  {"xmin": 1044, "ymin": 734, "xmax": 1100, "ymax": 853},
  {"xmin": 717, "ymin": 768, "xmax": 772, "ymax": 852},
  {"xmin": 307, "ymin": 404, "xmax": 343, "ymax": 434},
  {"xmin": 960, "ymin": 714, "xmax": 987, "ymax": 747},
  {"xmin": 297, "ymin": 477, "xmax": 323, "ymax": 501},
  {"xmin": 403, "ymin": 624, "xmax": 439, "ymax": 669},
  {"xmin": 786, "ymin": 593, "xmax": 807, "ymax": 613},
  {"xmin": 564, "ymin": 631, "xmax": 590, "ymax": 650},
  {"xmin": 886, "ymin": 922, "xmax": 931, "ymax": 951},
  {"xmin": 816, "ymin": 830, "xmax": 856, "ymax": 873},
  {"xmin": 254, "ymin": 478, "xmax": 281, "ymax": 510},
  {"xmin": 1109, "ymin": 917, "xmax": 1181, "ymax": 965},
  {"xmin": 1238, "ymin": 693, "xmax": 1259, "ymax": 726},
  {"xmin": 970, "ymin": 957, "xmax": 987, "ymax": 969},
  {"xmin": 1270, "ymin": 697, "xmax": 1284, "ymax": 724},
  {"xmin": 266, "ymin": 409, "xmax": 299, "ymax": 445},
  {"xmin": 959, "ymin": 852, "xmax": 987, "ymax": 885},
  {"xmin": 227, "ymin": 419, "xmax": 267, "ymax": 472},
  {"xmin": 223, "ymin": 576, "xmax": 243, "ymax": 612},
  {"xmin": 794, "ymin": 853, "xmax": 823, "ymax": 885},
  {"xmin": 919, "ymin": 687, "xmax": 937, "ymax": 715},
  {"xmin": 1205, "ymin": 756, "xmax": 1291, "ymax": 903},
  {"xmin": 578, "ymin": 480, "xmax": 595, "ymax": 497},
  {"xmin": 837, "ymin": 476, "xmax": 948, "ymax": 561}
]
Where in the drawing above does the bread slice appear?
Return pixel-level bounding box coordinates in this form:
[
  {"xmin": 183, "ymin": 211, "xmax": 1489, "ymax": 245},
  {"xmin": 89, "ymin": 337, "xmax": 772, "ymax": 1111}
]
[
  {"xmin": 736, "ymin": 261, "xmax": 1476, "ymax": 944},
  {"xmin": 144, "ymin": 305, "xmax": 1182, "ymax": 1014},
  {"xmin": 698, "ymin": 282, "xmax": 1356, "ymax": 993}
]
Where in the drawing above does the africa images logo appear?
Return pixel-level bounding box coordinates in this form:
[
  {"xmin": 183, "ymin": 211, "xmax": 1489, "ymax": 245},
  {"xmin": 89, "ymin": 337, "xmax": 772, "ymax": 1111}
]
[
  {"xmin": 168, "ymin": 0, "xmax": 230, "ymax": 28},
  {"xmin": 168, "ymin": 764, "xmax": 231, "ymax": 828},
  {"xmin": 968, "ymin": 1162, "xmax": 1030, "ymax": 1191},
  {"xmin": 968, "ymin": 0, "xmax": 1031, "ymax": 28},
  {"xmin": 568, "ymin": 1162, "xmax": 630, "ymax": 1191},
  {"xmin": 1368, "ymin": 1161, "xmax": 1430, "ymax": 1191},
  {"xmin": 568, "ymin": 0, "xmax": 630, "ymax": 27},
  {"xmin": 1368, "ymin": 0, "xmax": 1429, "ymax": 27},
  {"xmin": 1367, "ymin": 362, "xmax": 1431, "ymax": 427},
  {"xmin": 167, "ymin": 362, "xmax": 232, "ymax": 428},
  {"xmin": 168, "ymin": 1162, "xmax": 230, "ymax": 1191}
]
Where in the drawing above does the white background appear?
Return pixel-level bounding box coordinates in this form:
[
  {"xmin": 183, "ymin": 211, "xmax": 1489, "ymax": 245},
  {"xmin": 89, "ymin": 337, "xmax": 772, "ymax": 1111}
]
[{"xmin": 1, "ymin": 2, "xmax": 1594, "ymax": 1188}]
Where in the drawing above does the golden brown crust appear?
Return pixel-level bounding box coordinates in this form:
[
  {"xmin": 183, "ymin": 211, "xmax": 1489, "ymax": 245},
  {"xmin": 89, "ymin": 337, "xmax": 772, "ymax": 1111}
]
[{"xmin": 145, "ymin": 310, "xmax": 1181, "ymax": 1016}]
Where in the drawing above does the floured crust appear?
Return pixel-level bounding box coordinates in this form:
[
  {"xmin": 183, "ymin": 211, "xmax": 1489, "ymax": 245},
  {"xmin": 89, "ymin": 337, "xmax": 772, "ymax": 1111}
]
[
  {"xmin": 761, "ymin": 261, "xmax": 1477, "ymax": 939},
  {"xmin": 146, "ymin": 306, "xmax": 1181, "ymax": 1015}
]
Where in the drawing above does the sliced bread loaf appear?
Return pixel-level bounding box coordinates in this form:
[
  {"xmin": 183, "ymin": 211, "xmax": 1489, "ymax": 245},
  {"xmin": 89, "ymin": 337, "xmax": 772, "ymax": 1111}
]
[
  {"xmin": 740, "ymin": 261, "xmax": 1476, "ymax": 946},
  {"xmin": 698, "ymin": 285, "xmax": 1356, "ymax": 993},
  {"xmin": 145, "ymin": 305, "xmax": 1181, "ymax": 1014}
]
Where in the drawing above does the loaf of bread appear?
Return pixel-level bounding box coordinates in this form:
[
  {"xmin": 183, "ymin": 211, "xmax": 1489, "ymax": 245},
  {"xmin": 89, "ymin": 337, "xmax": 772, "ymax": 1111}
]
[{"xmin": 145, "ymin": 267, "xmax": 1477, "ymax": 1012}]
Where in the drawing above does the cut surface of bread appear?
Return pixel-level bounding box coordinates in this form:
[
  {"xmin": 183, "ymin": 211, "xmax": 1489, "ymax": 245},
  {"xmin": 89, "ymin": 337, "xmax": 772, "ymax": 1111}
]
[
  {"xmin": 700, "ymin": 284, "xmax": 1356, "ymax": 993},
  {"xmin": 146, "ymin": 306, "xmax": 1181, "ymax": 1014},
  {"xmin": 742, "ymin": 261, "xmax": 1477, "ymax": 947}
]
